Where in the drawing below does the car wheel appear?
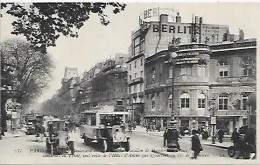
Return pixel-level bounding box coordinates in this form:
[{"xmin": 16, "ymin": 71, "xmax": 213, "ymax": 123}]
[{"xmin": 228, "ymin": 146, "xmax": 236, "ymax": 157}]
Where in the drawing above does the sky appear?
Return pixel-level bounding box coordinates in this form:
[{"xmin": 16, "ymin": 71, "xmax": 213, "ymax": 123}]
[{"xmin": 1, "ymin": 2, "xmax": 260, "ymax": 107}]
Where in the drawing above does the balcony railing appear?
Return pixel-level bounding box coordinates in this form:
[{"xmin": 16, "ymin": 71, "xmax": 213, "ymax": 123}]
[
  {"xmin": 129, "ymin": 77, "xmax": 144, "ymax": 86},
  {"xmin": 210, "ymin": 40, "xmax": 256, "ymax": 51},
  {"xmin": 217, "ymin": 76, "xmax": 256, "ymax": 83},
  {"xmin": 217, "ymin": 110, "xmax": 248, "ymax": 117}
]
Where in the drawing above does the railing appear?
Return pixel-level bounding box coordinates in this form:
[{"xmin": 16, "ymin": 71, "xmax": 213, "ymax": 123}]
[
  {"xmin": 217, "ymin": 110, "xmax": 248, "ymax": 117},
  {"xmin": 210, "ymin": 41, "xmax": 256, "ymax": 50},
  {"xmin": 129, "ymin": 77, "xmax": 144, "ymax": 85},
  {"xmin": 217, "ymin": 76, "xmax": 256, "ymax": 83}
]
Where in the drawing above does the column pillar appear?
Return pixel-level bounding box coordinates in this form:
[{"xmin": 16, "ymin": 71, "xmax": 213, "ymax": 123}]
[{"xmin": 238, "ymin": 117, "xmax": 243, "ymax": 127}]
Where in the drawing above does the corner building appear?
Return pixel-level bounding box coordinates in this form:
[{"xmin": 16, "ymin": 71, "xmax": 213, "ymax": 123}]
[{"xmin": 128, "ymin": 9, "xmax": 231, "ymax": 125}]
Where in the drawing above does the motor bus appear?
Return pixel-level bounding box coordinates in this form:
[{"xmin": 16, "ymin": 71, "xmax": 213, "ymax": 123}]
[{"xmin": 80, "ymin": 105, "xmax": 130, "ymax": 152}]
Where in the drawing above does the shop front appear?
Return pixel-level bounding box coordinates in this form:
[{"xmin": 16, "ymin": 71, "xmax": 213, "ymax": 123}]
[
  {"xmin": 144, "ymin": 115, "xmax": 171, "ymax": 129},
  {"xmin": 216, "ymin": 110, "xmax": 248, "ymax": 134}
]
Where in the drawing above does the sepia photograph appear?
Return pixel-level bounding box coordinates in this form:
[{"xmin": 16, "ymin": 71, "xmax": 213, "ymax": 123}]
[{"xmin": 0, "ymin": 1, "xmax": 258, "ymax": 164}]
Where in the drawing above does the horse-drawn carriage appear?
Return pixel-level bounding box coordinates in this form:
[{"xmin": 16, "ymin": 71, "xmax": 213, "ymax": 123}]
[{"xmin": 45, "ymin": 119, "xmax": 75, "ymax": 156}]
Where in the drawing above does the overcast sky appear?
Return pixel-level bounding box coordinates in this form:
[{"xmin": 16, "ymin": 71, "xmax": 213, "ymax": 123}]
[{"xmin": 1, "ymin": 2, "xmax": 260, "ymax": 106}]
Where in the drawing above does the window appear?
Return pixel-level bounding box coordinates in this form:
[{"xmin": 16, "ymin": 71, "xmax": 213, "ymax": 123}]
[
  {"xmin": 180, "ymin": 93, "xmax": 190, "ymax": 108},
  {"xmin": 134, "ymin": 85, "xmax": 137, "ymax": 93},
  {"xmin": 169, "ymin": 67, "xmax": 173, "ymax": 78},
  {"xmin": 151, "ymin": 95, "xmax": 155, "ymax": 109},
  {"xmin": 219, "ymin": 60, "xmax": 229, "ymax": 77},
  {"xmin": 135, "ymin": 61, "xmax": 137, "ymax": 68},
  {"xmin": 219, "ymin": 94, "xmax": 228, "ymax": 110},
  {"xmin": 242, "ymin": 95, "xmax": 248, "ymax": 110},
  {"xmin": 129, "ymin": 64, "xmax": 131, "ymax": 70},
  {"xmin": 168, "ymin": 94, "xmax": 172, "ymax": 109},
  {"xmin": 180, "ymin": 65, "xmax": 191, "ymax": 76},
  {"xmin": 135, "ymin": 73, "xmax": 137, "ymax": 79},
  {"xmin": 129, "ymin": 87, "xmax": 131, "ymax": 94},
  {"xmin": 198, "ymin": 93, "xmax": 206, "ymax": 108},
  {"xmin": 242, "ymin": 57, "xmax": 255, "ymax": 77},
  {"xmin": 140, "ymin": 71, "xmax": 143, "ymax": 77},
  {"xmin": 141, "ymin": 58, "xmax": 143, "ymax": 66},
  {"xmin": 198, "ymin": 65, "xmax": 206, "ymax": 77},
  {"xmin": 129, "ymin": 75, "xmax": 131, "ymax": 80},
  {"xmin": 152, "ymin": 68, "xmax": 156, "ymax": 82},
  {"xmin": 140, "ymin": 83, "xmax": 143, "ymax": 91}
]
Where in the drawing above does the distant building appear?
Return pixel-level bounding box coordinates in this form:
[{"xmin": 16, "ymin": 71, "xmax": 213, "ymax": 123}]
[
  {"xmin": 58, "ymin": 67, "xmax": 80, "ymax": 115},
  {"xmin": 77, "ymin": 54, "xmax": 129, "ymax": 112}
]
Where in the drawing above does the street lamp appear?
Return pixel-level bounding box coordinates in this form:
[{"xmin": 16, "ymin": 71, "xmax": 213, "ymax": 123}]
[
  {"xmin": 209, "ymin": 98, "xmax": 217, "ymax": 144},
  {"xmin": 171, "ymin": 52, "xmax": 178, "ymax": 121}
]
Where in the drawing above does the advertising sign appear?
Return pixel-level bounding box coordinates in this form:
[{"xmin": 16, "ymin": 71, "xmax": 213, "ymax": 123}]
[{"xmin": 211, "ymin": 116, "xmax": 216, "ymax": 125}]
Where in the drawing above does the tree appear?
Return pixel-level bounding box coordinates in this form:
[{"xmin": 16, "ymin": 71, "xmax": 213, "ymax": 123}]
[
  {"xmin": 1, "ymin": 2, "xmax": 126, "ymax": 53},
  {"xmin": 1, "ymin": 39, "xmax": 54, "ymax": 104},
  {"xmin": 1, "ymin": 39, "xmax": 54, "ymax": 133}
]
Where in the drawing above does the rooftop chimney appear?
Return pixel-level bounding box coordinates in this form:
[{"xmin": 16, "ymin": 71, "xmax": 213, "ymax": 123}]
[
  {"xmin": 160, "ymin": 14, "xmax": 168, "ymax": 23},
  {"xmin": 176, "ymin": 12, "xmax": 181, "ymax": 23}
]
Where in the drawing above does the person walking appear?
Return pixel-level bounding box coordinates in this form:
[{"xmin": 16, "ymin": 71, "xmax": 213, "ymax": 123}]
[
  {"xmin": 191, "ymin": 130, "xmax": 203, "ymax": 159},
  {"xmin": 231, "ymin": 128, "xmax": 240, "ymax": 148},
  {"xmin": 218, "ymin": 128, "xmax": 224, "ymax": 143}
]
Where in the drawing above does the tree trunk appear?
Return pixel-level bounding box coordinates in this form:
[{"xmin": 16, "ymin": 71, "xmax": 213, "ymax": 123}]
[{"xmin": 1, "ymin": 96, "xmax": 8, "ymax": 135}]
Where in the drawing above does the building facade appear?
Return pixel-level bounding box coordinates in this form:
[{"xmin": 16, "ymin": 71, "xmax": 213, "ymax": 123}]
[
  {"xmin": 76, "ymin": 54, "xmax": 129, "ymax": 113},
  {"xmin": 209, "ymin": 39, "xmax": 256, "ymax": 134},
  {"xmin": 143, "ymin": 38, "xmax": 256, "ymax": 133},
  {"xmin": 128, "ymin": 10, "xmax": 234, "ymax": 125}
]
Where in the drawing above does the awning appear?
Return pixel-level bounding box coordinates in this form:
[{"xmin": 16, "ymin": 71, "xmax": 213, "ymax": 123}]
[{"xmin": 144, "ymin": 115, "xmax": 171, "ymax": 118}]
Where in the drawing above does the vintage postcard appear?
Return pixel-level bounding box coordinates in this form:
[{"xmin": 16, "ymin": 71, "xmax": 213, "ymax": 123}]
[{"xmin": 0, "ymin": 1, "xmax": 259, "ymax": 164}]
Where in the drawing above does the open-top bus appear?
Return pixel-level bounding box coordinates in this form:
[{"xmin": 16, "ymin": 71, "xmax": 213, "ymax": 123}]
[{"xmin": 80, "ymin": 105, "xmax": 130, "ymax": 152}]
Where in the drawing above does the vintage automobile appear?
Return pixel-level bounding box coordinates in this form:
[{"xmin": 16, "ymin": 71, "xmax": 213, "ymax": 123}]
[
  {"xmin": 25, "ymin": 119, "xmax": 36, "ymax": 135},
  {"xmin": 80, "ymin": 105, "xmax": 131, "ymax": 152},
  {"xmin": 45, "ymin": 119, "xmax": 75, "ymax": 156}
]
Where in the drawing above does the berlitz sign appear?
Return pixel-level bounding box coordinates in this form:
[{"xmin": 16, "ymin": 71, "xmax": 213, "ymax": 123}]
[{"xmin": 139, "ymin": 7, "xmax": 177, "ymax": 25}]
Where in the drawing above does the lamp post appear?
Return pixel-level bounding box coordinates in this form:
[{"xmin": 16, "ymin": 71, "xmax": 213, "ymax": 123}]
[
  {"xmin": 210, "ymin": 98, "xmax": 217, "ymax": 144},
  {"xmin": 171, "ymin": 52, "xmax": 177, "ymax": 121}
]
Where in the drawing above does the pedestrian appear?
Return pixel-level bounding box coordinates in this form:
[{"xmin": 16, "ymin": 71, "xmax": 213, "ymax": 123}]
[
  {"xmin": 218, "ymin": 128, "xmax": 224, "ymax": 143},
  {"xmin": 231, "ymin": 128, "xmax": 240, "ymax": 148},
  {"xmin": 201, "ymin": 127, "xmax": 209, "ymax": 140},
  {"xmin": 163, "ymin": 128, "xmax": 168, "ymax": 146},
  {"xmin": 128, "ymin": 123, "xmax": 132, "ymax": 134},
  {"xmin": 191, "ymin": 130, "xmax": 203, "ymax": 159}
]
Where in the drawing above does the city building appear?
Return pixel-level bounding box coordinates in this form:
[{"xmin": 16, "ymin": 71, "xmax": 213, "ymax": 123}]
[
  {"xmin": 127, "ymin": 8, "xmax": 234, "ymax": 125},
  {"xmin": 209, "ymin": 39, "xmax": 256, "ymax": 133},
  {"xmin": 143, "ymin": 38, "xmax": 256, "ymax": 133},
  {"xmin": 58, "ymin": 67, "xmax": 80, "ymax": 115},
  {"xmin": 77, "ymin": 54, "xmax": 129, "ymax": 112}
]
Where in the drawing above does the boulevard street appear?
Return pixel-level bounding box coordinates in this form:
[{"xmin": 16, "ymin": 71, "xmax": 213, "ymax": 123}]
[{"xmin": 0, "ymin": 126, "xmax": 235, "ymax": 164}]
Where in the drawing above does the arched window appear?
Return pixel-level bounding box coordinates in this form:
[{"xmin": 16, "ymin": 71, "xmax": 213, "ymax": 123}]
[
  {"xmin": 168, "ymin": 94, "xmax": 172, "ymax": 109},
  {"xmin": 180, "ymin": 93, "xmax": 190, "ymax": 109},
  {"xmin": 198, "ymin": 93, "xmax": 206, "ymax": 109}
]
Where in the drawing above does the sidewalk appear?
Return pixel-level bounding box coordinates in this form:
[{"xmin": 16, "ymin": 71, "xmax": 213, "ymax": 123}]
[
  {"xmin": 1, "ymin": 128, "xmax": 27, "ymax": 139},
  {"xmin": 132, "ymin": 126, "xmax": 233, "ymax": 149}
]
